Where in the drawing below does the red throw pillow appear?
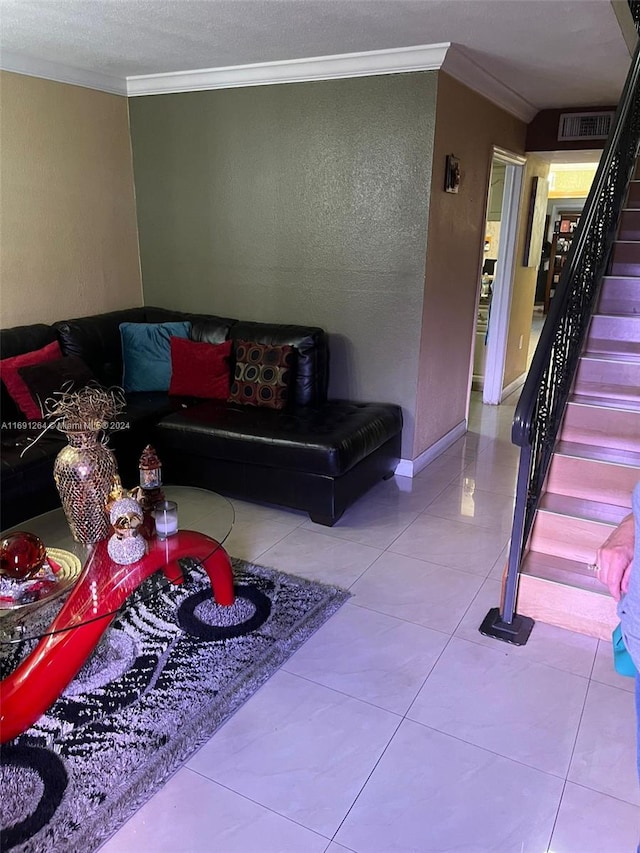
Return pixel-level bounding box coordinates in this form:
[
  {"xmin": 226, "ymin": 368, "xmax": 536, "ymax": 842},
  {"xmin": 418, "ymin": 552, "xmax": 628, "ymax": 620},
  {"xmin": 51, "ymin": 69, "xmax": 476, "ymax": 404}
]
[
  {"xmin": 0, "ymin": 340, "xmax": 62, "ymax": 419},
  {"xmin": 169, "ymin": 337, "xmax": 232, "ymax": 399}
]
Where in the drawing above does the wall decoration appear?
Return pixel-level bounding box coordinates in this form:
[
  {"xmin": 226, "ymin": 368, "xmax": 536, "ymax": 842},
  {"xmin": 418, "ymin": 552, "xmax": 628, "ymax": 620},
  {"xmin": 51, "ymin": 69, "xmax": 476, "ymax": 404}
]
[
  {"xmin": 444, "ymin": 155, "xmax": 461, "ymax": 193},
  {"xmin": 522, "ymin": 175, "xmax": 549, "ymax": 267}
]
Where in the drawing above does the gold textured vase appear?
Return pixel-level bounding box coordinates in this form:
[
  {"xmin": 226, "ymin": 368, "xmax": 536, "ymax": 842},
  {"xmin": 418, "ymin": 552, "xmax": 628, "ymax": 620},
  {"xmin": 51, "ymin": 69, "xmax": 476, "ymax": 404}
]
[{"xmin": 54, "ymin": 430, "xmax": 117, "ymax": 545}]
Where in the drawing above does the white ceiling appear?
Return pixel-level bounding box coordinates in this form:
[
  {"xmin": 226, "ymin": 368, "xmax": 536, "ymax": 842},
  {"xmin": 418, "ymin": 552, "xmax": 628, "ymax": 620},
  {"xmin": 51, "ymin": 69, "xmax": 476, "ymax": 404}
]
[{"xmin": 0, "ymin": 0, "xmax": 636, "ymax": 118}]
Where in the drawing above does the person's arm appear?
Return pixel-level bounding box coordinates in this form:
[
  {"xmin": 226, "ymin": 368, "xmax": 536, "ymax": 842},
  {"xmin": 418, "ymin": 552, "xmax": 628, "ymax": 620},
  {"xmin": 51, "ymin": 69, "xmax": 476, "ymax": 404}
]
[{"xmin": 596, "ymin": 512, "xmax": 635, "ymax": 601}]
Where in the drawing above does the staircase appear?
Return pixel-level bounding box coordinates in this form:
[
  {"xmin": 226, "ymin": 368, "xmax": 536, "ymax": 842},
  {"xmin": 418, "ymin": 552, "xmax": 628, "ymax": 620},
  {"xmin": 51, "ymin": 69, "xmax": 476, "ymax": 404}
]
[{"xmin": 516, "ymin": 176, "xmax": 640, "ymax": 640}]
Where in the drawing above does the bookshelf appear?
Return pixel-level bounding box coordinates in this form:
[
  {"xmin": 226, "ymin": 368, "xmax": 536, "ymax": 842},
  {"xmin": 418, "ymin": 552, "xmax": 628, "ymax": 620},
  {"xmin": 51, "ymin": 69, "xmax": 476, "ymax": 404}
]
[{"xmin": 544, "ymin": 211, "xmax": 581, "ymax": 313}]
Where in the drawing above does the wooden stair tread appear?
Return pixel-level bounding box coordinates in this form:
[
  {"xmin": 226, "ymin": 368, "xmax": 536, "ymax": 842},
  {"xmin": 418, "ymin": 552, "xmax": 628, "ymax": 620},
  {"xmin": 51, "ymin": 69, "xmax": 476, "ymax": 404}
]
[
  {"xmin": 554, "ymin": 440, "xmax": 640, "ymax": 467},
  {"xmin": 591, "ymin": 311, "xmax": 640, "ymax": 318},
  {"xmin": 538, "ymin": 492, "xmax": 630, "ymax": 524},
  {"xmin": 569, "ymin": 392, "xmax": 640, "ymax": 412},
  {"xmin": 574, "ymin": 383, "xmax": 640, "ymax": 403},
  {"xmin": 581, "ymin": 351, "xmax": 640, "ymax": 364},
  {"xmin": 590, "ymin": 312, "xmax": 640, "ymax": 324},
  {"xmin": 592, "ymin": 311, "xmax": 640, "ymax": 318},
  {"xmin": 587, "ymin": 339, "xmax": 640, "ymax": 356},
  {"xmin": 521, "ymin": 550, "xmax": 608, "ymax": 592},
  {"xmin": 518, "ymin": 551, "xmax": 619, "ymax": 640}
]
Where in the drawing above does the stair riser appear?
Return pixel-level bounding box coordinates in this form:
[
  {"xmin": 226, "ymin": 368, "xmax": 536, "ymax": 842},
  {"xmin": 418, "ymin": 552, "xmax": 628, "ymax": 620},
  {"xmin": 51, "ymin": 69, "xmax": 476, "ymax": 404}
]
[
  {"xmin": 618, "ymin": 210, "xmax": 640, "ymax": 241},
  {"xmin": 562, "ymin": 402, "xmax": 640, "ymax": 451},
  {"xmin": 530, "ymin": 512, "xmax": 615, "ymax": 563},
  {"xmin": 546, "ymin": 455, "xmax": 638, "ymax": 506},
  {"xmin": 610, "ymin": 242, "xmax": 640, "ymax": 277},
  {"xmin": 627, "ymin": 181, "xmax": 640, "ymax": 209},
  {"xmin": 589, "ymin": 314, "xmax": 640, "ymax": 344},
  {"xmin": 516, "ymin": 574, "xmax": 618, "ymax": 641},
  {"xmin": 598, "ymin": 277, "xmax": 640, "ymax": 315},
  {"xmin": 574, "ymin": 357, "xmax": 640, "ymax": 390}
]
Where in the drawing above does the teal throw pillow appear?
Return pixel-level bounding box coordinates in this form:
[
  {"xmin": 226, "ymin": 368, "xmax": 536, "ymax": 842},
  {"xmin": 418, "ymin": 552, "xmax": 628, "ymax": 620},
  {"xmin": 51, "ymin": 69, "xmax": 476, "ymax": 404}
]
[{"xmin": 120, "ymin": 321, "xmax": 191, "ymax": 392}]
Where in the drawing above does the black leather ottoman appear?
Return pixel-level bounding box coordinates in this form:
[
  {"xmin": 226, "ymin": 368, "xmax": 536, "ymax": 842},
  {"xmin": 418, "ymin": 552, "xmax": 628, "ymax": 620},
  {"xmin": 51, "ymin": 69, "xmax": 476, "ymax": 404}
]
[{"xmin": 154, "ymin": 400, "xmax": 403, "ymax": 525}]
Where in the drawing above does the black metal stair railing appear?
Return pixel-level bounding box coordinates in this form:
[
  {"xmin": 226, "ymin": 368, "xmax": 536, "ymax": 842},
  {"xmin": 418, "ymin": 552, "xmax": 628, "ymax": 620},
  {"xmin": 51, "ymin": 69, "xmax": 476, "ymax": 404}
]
[{"xmin": 480, "ymin": 35, "xmax": 640, "ymax": 645}]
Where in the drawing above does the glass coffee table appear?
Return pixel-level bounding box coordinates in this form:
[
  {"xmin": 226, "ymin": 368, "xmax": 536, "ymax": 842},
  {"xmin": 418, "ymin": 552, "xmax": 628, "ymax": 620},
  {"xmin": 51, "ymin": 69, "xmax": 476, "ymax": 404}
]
[{"xmin": 0, "ymin": 485, "xmax": 235, "ymax": 743}]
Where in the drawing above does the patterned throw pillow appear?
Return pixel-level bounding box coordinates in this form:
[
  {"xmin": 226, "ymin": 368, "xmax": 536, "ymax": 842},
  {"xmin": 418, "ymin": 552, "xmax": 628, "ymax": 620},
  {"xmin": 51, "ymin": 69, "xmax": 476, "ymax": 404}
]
[{"xmin": 228, "ymin": 341, "xmax": 295, "ymax": 410}]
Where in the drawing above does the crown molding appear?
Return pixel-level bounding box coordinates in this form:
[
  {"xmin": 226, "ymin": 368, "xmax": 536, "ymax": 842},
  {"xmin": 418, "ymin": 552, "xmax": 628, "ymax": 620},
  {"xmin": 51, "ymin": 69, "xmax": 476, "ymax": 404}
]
[
  {"xmin": 125, "ymin": 43, "xmax": 450, "ymax": 96},
  {"xmin": 0, "ymin": 50, "xmax": 127, "ymax": 95},
  {"xmin": 442, "ymin": 44, "xmax": 537, "ymax": 123},
  {"xmin": 0, "ymin": 43, "xmax": 536, "ymax": 122}
]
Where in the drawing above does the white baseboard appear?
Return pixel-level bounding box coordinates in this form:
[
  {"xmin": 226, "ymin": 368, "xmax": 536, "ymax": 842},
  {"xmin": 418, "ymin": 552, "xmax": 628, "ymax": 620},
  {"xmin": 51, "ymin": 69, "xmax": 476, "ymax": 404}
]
[
  {"xmin": 395, "ymin": 420, "xmax": 467, "ymax": 478},
  {"xmin": 501, "ymin": 373, "xmax": 526, "ymax": 402},
  {"xmin": 471, "ymin": 373, "xmax": 525, "ymax": 403}
]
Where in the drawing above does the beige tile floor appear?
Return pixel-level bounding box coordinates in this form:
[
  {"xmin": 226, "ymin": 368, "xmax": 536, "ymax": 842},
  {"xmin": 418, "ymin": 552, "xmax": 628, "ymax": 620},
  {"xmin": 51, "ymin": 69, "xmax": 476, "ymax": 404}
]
[{"xmin": 101, "ymin": 392, "xmax": 639, "ymax": 853}]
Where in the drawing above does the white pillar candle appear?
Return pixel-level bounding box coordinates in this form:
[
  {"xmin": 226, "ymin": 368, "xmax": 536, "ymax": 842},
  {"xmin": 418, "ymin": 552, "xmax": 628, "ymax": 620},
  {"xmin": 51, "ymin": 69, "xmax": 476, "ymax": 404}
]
[{"xmin": 153, "ymin": 501, "xmax": 178, "ymax": 539}]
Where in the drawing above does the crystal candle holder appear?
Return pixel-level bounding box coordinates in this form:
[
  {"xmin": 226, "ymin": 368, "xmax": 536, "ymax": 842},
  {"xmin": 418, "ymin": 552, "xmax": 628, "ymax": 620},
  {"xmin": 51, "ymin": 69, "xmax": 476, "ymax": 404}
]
[{"xmin": 152, "ymin": 501, "xmax": 179, "ymax": 539}]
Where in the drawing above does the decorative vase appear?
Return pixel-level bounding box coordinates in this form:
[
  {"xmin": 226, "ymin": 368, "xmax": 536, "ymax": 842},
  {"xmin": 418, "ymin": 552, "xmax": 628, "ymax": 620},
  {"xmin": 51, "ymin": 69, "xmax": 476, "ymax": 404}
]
[{"xmin": 54, "ymin": 430, "xmax": 117, "ymax": 545}]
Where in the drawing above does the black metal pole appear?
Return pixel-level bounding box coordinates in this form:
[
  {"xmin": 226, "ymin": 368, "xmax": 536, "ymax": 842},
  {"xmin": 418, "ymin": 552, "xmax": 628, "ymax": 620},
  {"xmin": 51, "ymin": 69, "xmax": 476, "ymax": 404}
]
[{"xmin": 479, "ymin": 445, "xmax": 534, "ymax": 645}]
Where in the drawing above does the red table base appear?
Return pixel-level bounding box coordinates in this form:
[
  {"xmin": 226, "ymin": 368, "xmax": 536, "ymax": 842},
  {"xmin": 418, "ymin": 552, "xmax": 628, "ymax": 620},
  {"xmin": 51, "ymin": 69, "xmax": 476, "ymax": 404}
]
[{"xmin": 0, "ymin": 530, "xmax": 234, "ymax": 743}]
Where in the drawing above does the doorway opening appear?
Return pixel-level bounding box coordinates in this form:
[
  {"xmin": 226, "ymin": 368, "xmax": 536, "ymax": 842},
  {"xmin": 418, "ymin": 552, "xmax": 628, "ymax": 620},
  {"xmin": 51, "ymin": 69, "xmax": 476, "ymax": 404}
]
[
  {"xmin": 471, "ymin": 148, "xmax": 526, "ymax": 406},
  {"xmin": 529, "ymin": 157, "xmax": 597, "ymax": 371}
]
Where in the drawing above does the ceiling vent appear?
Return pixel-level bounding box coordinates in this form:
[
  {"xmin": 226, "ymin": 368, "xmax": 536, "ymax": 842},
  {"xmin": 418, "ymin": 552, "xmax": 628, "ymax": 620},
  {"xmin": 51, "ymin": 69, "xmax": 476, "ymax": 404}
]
[{"xmin": 558, "ymin": 111, "xmax": 615, "ymax": 141}]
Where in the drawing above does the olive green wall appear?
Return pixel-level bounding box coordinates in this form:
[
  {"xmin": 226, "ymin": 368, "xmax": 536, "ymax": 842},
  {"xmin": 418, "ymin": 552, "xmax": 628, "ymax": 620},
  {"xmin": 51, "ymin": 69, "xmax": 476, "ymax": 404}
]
[{"xmin": 129, "ymin": 73, "xmax": 438, "ymax": 457}]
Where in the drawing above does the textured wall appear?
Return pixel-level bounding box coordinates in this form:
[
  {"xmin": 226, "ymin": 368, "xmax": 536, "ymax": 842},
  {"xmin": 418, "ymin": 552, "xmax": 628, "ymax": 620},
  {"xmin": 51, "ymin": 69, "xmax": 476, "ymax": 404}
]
[
  {"xmin": 414, "ymin": 73, "xmax": 527, "ymax": 457},
  {"xmin": 0, "ymin": 72, "xmax": 142, "ymax": 328},
  {"xmin": 130, "ymin": 73, "xmax": 438, "ymax": 456}
]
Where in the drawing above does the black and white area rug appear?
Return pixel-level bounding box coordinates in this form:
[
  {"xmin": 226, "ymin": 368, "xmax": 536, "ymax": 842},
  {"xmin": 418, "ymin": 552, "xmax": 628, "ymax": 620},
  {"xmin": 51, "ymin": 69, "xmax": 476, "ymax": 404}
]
[{"xmin": 0, "ymin": 559, "xmax": 349, "ymax": 853}]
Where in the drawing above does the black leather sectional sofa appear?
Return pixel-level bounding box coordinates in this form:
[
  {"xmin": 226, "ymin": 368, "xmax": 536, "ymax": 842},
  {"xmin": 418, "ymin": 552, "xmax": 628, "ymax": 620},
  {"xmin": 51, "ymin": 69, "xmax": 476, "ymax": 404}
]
[{"xmin": 1, "ymin": 307, "xmax": 402, "ymax": 529}]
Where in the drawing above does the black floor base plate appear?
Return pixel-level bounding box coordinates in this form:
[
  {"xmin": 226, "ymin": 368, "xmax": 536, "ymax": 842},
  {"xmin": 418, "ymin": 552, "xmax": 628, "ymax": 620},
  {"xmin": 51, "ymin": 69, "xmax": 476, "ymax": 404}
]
[{"xmin": 479, "ymin": 607, "xmax": 535, "ymax": 646}]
